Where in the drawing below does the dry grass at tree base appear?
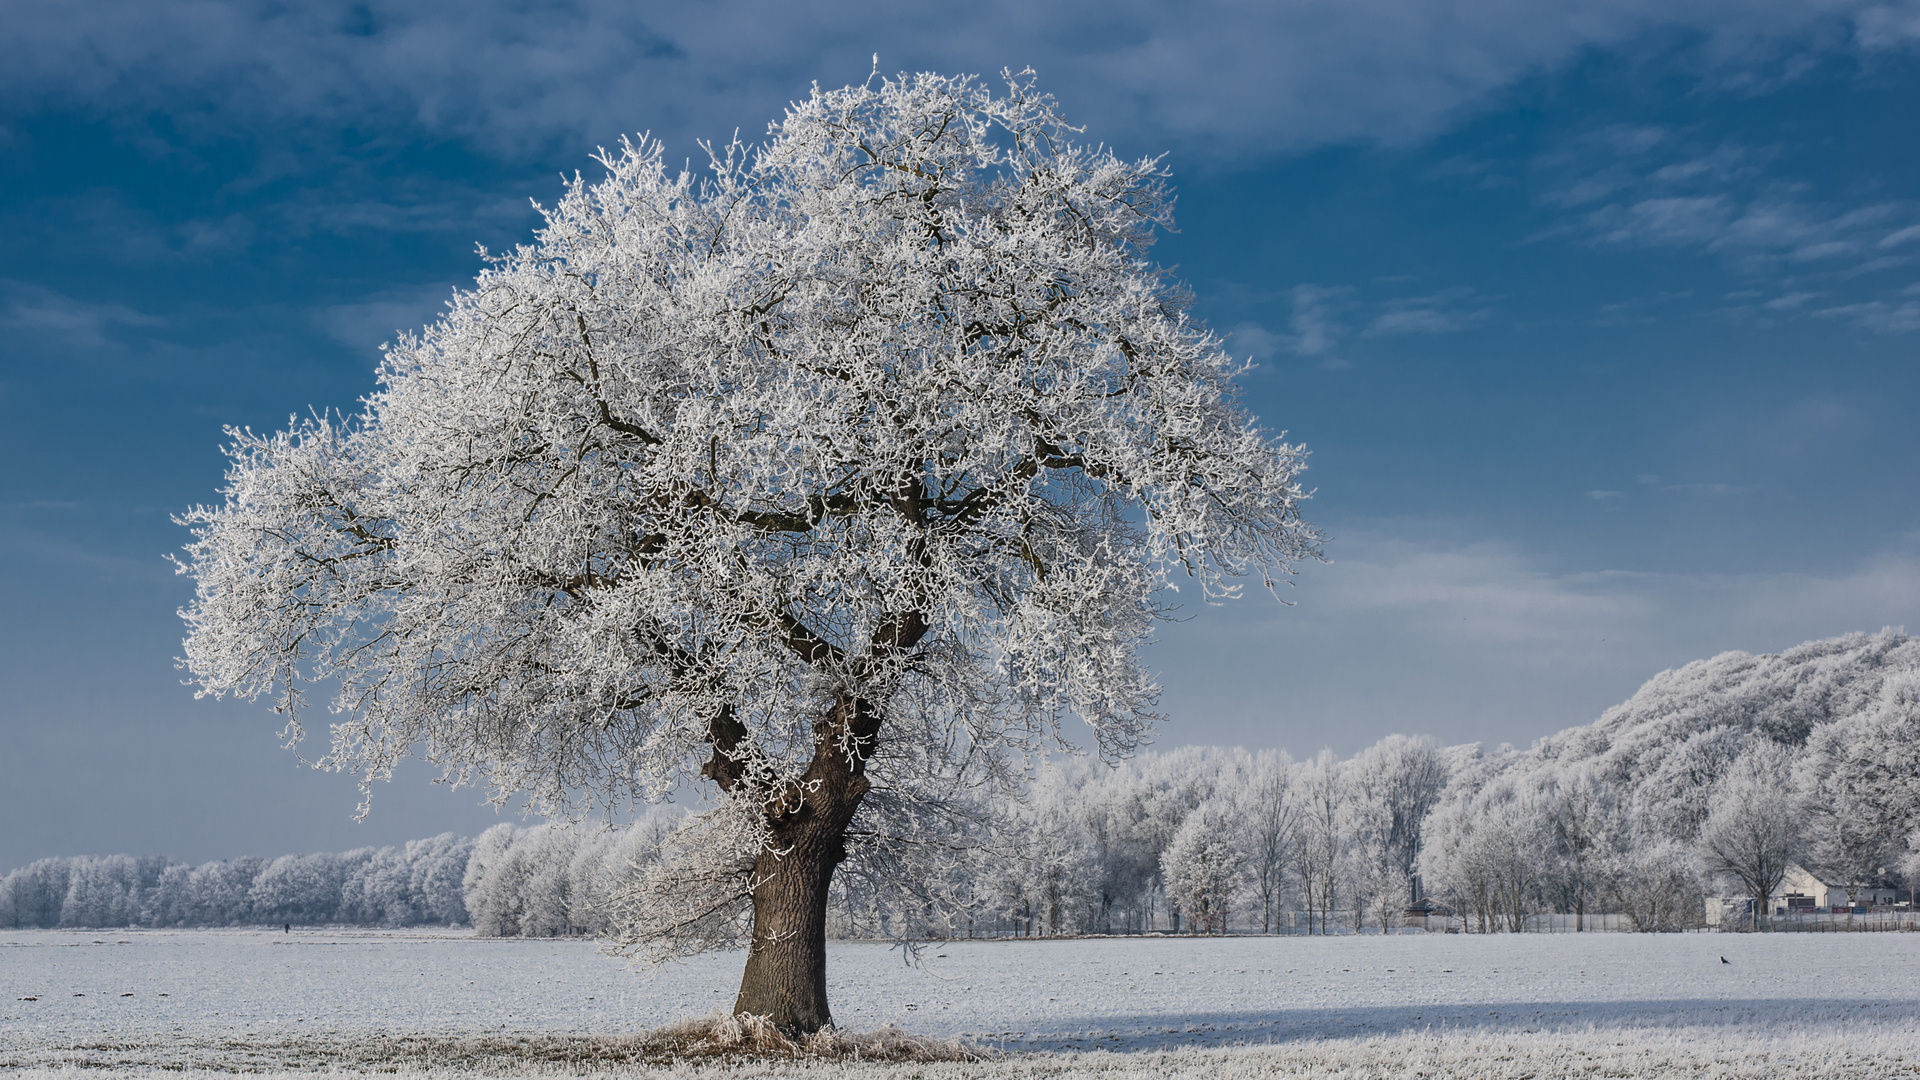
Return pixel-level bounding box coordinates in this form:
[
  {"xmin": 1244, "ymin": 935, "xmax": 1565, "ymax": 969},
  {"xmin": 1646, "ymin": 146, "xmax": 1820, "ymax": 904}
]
[
  {"xmin": 649, "ymin": 1011, "xmax": 988, "ymax": 1063},
  {"xmin": 1, "ymin": 1013, "xmax": 987, "ymax": 1072}
]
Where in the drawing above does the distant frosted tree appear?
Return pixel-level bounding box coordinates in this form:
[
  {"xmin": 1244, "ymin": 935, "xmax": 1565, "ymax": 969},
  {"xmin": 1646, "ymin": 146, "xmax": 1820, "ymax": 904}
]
[
  {"xmin": 1345, "ymin": 735, "xmax": 1447, "ymax": 907},
  {"xmin": 1161, "ymin": 800, "xmax": 1241, "ymax": 934},
  {"xmin": 4, "ymin": 859, "xmax": 72, "ymax": 928},
  {"xmin": 1544, "ymin": 765, "xmax": 1615, "ymax": 931},
  {"xmin": 251, "ymin": 852, "xmax": 355, "ymax": 925},
  {"xmin": 466, "ymin": 816, "xmax": 679, "ymax": 938},
  {"xmin": 170, "ymin": 858, "xmax": 265, "ymax": 926},
  {"xmin": 1446, "ymin": 632, "xmax": 1920, "ymax": 862},
  {"xmin": 402, "ymin": 833, "xmax": 477, "ymax": 925},
  {"xmin": 1419, "ymin": 800, "xmax": 1487, "ymax": 931},
  {"xmin": 1903, "ymin": 832, "xmax": 1920, "ymax": 906},
  {"xmin": 1609, "ymin": 840, "xmax": 1703, "ymax": 932},
  {"xmin": 1476, "ymin": 788, "xmax": 1550, "ymax": 932},
  {"xmin": 1242, "ymin": 749, "xmax": 1298, "ymax": 933},
  {"xmin": 1699, "ymin": 744, "xmax": 1801, "ymax": 929},
  {"xmin": 1293, "ymin": 751, "xmax": 1344, "ymax": 934},
  {"xmin": 60, "ymin": 855, "xmax": 165, "ymax": 928},
  {"xmin": 461, "ymin": 825, "xmax": 579, "ymax": 936},
  {"xmin": 986, "ymin": 775, "xmax": 1099, "ymax": 936},
  {"xmin": 143, "ymin": 863, "xmax": 197, "ymax": 927},
  {"xmin": 463, "ymin": 824, "xmax": 523, "ymax": 937},
  {"xmin": 1422, "ymin": 779, "xmax": 1549, "ymax": 933},
  {"xmin": 1071, "ymin": 762, "xmax": 1160, "ymax": 934},
  {"xmin": 1795, "ymin": 670, "xmax": 1920, "ymax": 893},
  {"xmin": 174, "ymin": 70, "xmax": 1319, "ymax": 1031}
]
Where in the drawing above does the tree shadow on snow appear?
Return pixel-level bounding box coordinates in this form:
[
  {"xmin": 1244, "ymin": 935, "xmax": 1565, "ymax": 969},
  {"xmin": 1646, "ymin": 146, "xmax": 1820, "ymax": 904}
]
[{"xmin": 987, "ymin": 998, "xmax": 1920, "ymax": 1052}]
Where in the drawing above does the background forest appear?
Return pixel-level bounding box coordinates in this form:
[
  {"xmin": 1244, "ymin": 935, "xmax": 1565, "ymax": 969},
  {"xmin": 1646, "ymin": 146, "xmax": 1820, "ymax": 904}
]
[{"xmin": 8, "ymin": 630, "xmax": 1918, "ymax": 936}]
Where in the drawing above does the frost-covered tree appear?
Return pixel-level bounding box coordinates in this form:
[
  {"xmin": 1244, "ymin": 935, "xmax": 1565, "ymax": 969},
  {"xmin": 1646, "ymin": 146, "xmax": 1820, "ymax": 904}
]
[
  {"xmin": 1293, "ymin": 751, "xmax": 1344, "ymax": 934},
  {"xmin": 4, "ymin": 859, "xmax": 72, "ymax": 929},
  {"xmin": 1345, "ymin": 734, "xmax": 1447, "ymax": 914},
  {"xmin": 59, "ymin": 855, "xmax": 169, "ymax": 928},
  {"xmin": 1699, "ymin": 744, "xmax": 1801, "ymax": 929},
  {"xmin": 999, "ymin": 790, "xmax": 1100, "ymax": 936},
  {"xmin": 1795, "ymin": 670, "xmax": 1920, "ymax": 894},
  {"xmin": 173, "ymin": 71, "xmax": 1318, "ymax": 1031},
  {"xmin": 1475, "ymin": 788, "xmax": 1550, "ymax": 933},
  {"xmin": 251, "ymin": 852, "xmax": 358, "ymax": 925},
  {"xmin": 1242, "ymin": 749, "xmax": 1298, "ymax": 933},
  {"xmin": 1543, "ymin": 765, "xmax": 1615, "ymax": 931},
  {"xmin": 1161, "ymin": 799, "xmax": 1241, "ymax": 934},
  {"xmin": 1421, "ymin": 778, "xmax": 1549, "ymax": 933},
  {"xmin": 1609, "ymin": 840, "xmax": 1703, "ymax": 932},
  {"xmin": 177, "ymin": 859, "xmax": 264, "ymax": 926},
  {"xmin": 1903, "ymin": 832, "xmax": 1920, "ymax": 906}
]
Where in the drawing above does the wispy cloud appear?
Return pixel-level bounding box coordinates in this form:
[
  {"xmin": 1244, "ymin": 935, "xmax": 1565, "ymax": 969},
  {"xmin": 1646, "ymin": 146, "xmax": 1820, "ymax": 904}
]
[
  {"xmin": 1363, "ymin": 288, "xmax": 1496, "ymax": 338},
  {"xmin": 314, "ymin": 284, "xmax": 458, "ymax": 353},
  {"xmin": 1285, "ymin": 284, "xmax": 1351, "ymax": 360},
  {"xmin": 2, "ymin": 1, "xmax": 1917, "ymax": 163},
  {"xmin": 0, "ymin": 281, "xmax": 163, "ymax": 349},
  {"xmin": 1155, "ymin": 527, "xmax": 1920, "ymax": 749},
  {"xmin": 1232, "ymin": 281, "xmax": 1505, "ymax": 369},
  {"xmin": 1764, "ymin": 291, "xmax": 1822, "ymax": 310},
  {"xmin": 1814, "ymin": 297, "xmax": 1920, "ymax": 334},
  {"xmin": 1880, "ymin": 224, "xmax": 1920, "ymax": 249},
  {"xmin": 1529, "ymin": 121, "xmax": 1920, "ymax": 332}
]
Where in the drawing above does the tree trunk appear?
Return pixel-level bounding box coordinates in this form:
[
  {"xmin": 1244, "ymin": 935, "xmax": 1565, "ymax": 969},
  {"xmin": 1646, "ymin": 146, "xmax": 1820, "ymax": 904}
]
[
  {"xmin": 707, "ymin": 693, "xmax": 882, "ymax": 1035},
  {"xmin": 731, "ymin": 808, "xmax": 854, "ymax": 1033}
]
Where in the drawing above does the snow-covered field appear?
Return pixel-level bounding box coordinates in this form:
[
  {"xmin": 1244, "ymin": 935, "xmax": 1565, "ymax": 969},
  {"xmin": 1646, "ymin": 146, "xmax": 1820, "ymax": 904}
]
[{"xmin": 6, "ymin": 928, "xmax": 1920, "ymax": 1076}]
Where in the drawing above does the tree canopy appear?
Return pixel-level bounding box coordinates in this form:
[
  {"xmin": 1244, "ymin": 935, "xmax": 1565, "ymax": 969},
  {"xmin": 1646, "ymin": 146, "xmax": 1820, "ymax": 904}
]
[{"xmin": 176, "ymin": 70, "xmax": 1321, "ymax": 1031}]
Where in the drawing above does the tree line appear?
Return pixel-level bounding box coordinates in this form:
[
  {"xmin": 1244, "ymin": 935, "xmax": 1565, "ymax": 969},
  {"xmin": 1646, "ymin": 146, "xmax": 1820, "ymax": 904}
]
[
  {"xmin": 961, "ymin": 631, "xmax": 1920, "ymax": 936},
  {"xmin": 0, "ymin": 834, "xmax": 472, "ymax": 930},
  {"xmin": 10, "ymin": 631, "xmax": 1916, "ymax": 935}
]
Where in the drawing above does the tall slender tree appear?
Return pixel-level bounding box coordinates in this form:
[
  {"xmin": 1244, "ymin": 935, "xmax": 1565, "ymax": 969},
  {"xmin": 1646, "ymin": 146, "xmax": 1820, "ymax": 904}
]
[{"xmin": 175, "ymin": 70, "xmax": 1319, "ymax": 1032}]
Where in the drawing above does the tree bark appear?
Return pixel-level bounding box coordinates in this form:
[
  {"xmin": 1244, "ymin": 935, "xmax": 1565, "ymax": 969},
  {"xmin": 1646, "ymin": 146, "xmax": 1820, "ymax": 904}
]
[{"xmin": 726, "ymin": 693, "xmax": 880, "ymax": 1034}]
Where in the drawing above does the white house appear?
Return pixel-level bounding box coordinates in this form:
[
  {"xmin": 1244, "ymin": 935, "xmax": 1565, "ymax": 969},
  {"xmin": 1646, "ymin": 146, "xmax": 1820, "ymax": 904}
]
[
  {"xmin": 1707, "ymin": 864, "xmax": 1903, "ymax": 925},
  {"xmin": 1773, "ymin": 864, "xmax": 1900, "ymax": 913}
]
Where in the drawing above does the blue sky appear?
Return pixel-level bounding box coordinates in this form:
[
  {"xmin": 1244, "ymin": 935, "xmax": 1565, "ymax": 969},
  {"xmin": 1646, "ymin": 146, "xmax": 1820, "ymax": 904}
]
[{"xmin": 2, "ymin": 0, "xmax": 1917, "ymax": 868}]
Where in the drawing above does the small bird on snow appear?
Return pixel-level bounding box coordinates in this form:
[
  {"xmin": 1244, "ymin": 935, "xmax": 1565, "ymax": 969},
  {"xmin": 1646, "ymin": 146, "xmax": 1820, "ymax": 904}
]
[{"xmin": 1720, "ymin": 957, "xmax": 1729, "ymax": 964}]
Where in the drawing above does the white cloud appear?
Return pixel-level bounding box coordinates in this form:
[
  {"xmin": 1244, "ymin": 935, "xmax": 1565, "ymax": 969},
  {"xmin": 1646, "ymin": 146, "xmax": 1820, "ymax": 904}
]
[
  {"xmin": 1362, "ymin": 288, "xmax": 1495, "ymax": 337},
  {"xmin": 1530, "ymin": 123, "xmax": 1919, "ymax": 330},
  {"xmin": 1879, "ymin": 224, "xmax": 1920, "ymax": 249},
  {"xmin": 1764, "ymin": 291, "xmax": 1822, "ymax": 310},
  {"xmin": 1537, "ymin": 121, "xmax": 1907, "ymax": 269},
  {"xmin": 1285, "ymin": 284, "xmax": 1352, "ymax": 358},
  {"xmin": 0, "ymin": 281, "xmax": 163, "ymax": 349},
  {"xmin": 315, "ymin": 284, "xmax": 458, "ymax": 353},
  {"xmin": 2, "ymin": 1, "xmax": 1916, "ymax": 162},
  {"xmin": 1814, "ymin": 298, "xmax": 1920, "ymax": 333},
  {"xmin": 1150, "ymin": 527, "xmax": 1920, "ymax": 753},
  {"xmin": 1225, "ymin": 321, "xmax": 1285, "ymax": 363}
]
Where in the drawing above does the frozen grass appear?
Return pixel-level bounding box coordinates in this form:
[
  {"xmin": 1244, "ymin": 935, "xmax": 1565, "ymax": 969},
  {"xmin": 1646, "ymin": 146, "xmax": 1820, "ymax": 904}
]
[
  {"xmin": 7, "ymin": 1026, "xmax": 1920, "ymax": 1078},
  {"xmin": 6, "ymin": 929, "xmax": 1920, "ymax": 1073}
]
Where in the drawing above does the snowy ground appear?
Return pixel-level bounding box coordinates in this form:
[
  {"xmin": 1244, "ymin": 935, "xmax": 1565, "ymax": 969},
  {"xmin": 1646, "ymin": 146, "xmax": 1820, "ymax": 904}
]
[{"xmin": 5, "ymin": 928, "xmax": 1920, "ymax": 1074}]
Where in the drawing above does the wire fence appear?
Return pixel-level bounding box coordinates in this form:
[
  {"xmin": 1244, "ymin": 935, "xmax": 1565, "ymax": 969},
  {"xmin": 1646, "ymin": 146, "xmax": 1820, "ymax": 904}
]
[{"xmin": 1760, "ymin": 911, "xmax": 1920, "ymax": 932}]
